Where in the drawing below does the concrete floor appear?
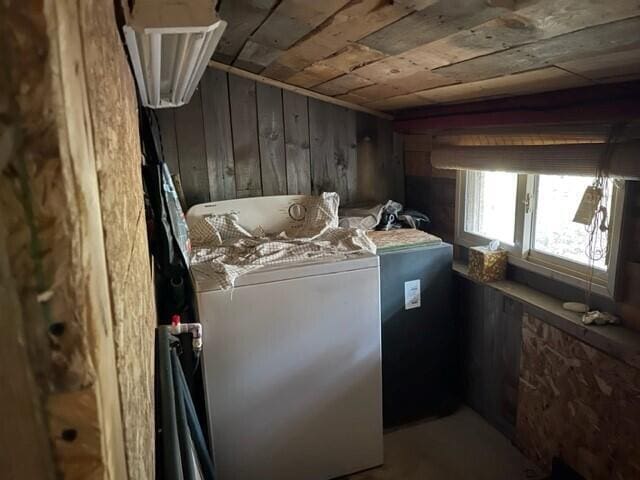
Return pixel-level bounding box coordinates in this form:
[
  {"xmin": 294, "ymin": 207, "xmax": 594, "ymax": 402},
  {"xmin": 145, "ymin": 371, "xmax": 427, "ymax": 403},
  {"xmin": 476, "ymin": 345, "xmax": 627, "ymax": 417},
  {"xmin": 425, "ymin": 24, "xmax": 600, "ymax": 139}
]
[{"xmin": 344, "ymin": 406, "xmax": 544, "ymax": 480}]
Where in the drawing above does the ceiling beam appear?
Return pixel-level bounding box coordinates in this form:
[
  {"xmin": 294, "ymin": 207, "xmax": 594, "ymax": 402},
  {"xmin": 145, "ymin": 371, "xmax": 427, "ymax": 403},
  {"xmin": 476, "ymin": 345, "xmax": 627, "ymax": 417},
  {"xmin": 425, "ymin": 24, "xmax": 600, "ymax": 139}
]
[
  {"xmin": 208, "ymin": 60, "xmax": 394, "ymax": 120},
  {"xmin": 394, "ymin": 81, "xmax": 640, "ymax": 132}
]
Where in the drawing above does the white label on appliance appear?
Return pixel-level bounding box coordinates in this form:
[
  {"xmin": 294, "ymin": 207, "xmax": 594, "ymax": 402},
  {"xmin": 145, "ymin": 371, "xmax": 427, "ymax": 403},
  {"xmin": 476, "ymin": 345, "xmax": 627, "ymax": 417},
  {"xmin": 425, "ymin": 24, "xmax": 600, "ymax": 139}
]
[{"xmin": 404, "ymin": 279, "xmax": 421, "ymax": 310}]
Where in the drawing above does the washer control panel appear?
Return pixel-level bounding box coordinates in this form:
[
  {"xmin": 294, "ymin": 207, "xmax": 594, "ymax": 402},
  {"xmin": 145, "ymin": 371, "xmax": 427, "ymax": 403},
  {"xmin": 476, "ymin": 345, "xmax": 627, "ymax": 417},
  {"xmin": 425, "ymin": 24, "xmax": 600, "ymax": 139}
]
[{"xmin": 187, "ymin": 195, "xmax": 310, "ymax": 234}]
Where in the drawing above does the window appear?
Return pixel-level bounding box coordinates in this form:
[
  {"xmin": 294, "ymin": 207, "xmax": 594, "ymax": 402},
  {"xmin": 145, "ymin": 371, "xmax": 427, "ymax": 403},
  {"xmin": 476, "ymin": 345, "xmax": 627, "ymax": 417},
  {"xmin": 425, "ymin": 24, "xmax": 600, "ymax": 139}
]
[
  {"xmin": 464, "ymin": 171, "xmax": 518, "ymax": 245},
  {"xmin": 532, "ymin": 175, "xmax": 613, "ymax": 271},
  {"xmin": 456, "ymin": 171, "xmax": 624, "ymax": 296}
]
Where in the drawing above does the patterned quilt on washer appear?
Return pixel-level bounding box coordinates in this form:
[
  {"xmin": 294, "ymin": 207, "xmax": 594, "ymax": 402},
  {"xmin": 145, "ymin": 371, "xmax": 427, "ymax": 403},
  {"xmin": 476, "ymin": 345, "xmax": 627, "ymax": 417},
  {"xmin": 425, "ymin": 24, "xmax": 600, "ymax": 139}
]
[{"xmin": 188, "ymin": 192, "xmax": 376, "ymax": 290}]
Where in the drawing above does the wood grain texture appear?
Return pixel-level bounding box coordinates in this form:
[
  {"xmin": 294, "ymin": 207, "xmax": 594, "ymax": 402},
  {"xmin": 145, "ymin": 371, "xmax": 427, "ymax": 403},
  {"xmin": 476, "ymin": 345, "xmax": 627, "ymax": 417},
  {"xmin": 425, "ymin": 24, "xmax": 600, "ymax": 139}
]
[
  {"xmin": 288, "ymin": 44, "xmax": 386, "ymax": 88},
  {"xmin": 174, "ymin": 89, "xmax": 211, "ymax": 205},
  {"xmin": 434, "ymin": 16, "xmax": 640, "ymax": 82},
  {"xmin": 283, "ymin": 90, "xmax": 311, "ymax": 194},
  {"xmin": 201, "ymin": 68, "xmax": 236, "ymax": 200},
  {"xmin": 162, "ymin": 69, "xmax": 403, "ymax": 207},
  {"xmin": 213, "ymin": 0, "xmax": 640, "ymax": 108},
  {"xmin": 229, "ymin": 74, "xmax": 263, "ymax": 197},
  {"xmin": 355, "ymin": 113, "xmax": 402, "ymax": 202},
  {"xmin": 360, "ymin": 0, "xmax": 515, "ymax": 56},
  {"xmin": 0, "ymin": 7, "xmax": 57, "ymax": 467},
  {"xmin": 402, "ymin": 0, "xmax": 640, "ymax": 70},
  {"xmin": 350, "ymin": 56, "xmax": 454, "ymax": 92},
  {"xmin": 349, "ymin": 83, "xmax": 408, "ymax": 101},
  {"xmin": 0, "ymin": 220, "xmax": 55, "ymax": 480},
  {"xmin": 261, "ymin": 0, "xmax": 423, "ymax": 80},
  {"xmin": 365, "ymin": 93, "xmax": 434, "ymax": 111},
  {"xmin": 79, "ymin": 1, "xmax": 156, "ymax": 478},
  {"xmin": 335, "ymin": 91, "xmax": 372, "ymax": 105},
  {"xmin": 455, "ymin": 279, "xmax": 522, "ymax": 440},
  {"xmin": 249, "ymin": 0, "xmax": 350, "ymax": 51},
  {"xmin": 392, "ymin": 132, "xmax": 405, "ymax": 201},
  {"xmin": 355, "ymin": 0, "xmax": 639, "ymax": 84},
  {"xmin": 558, "ymin": 48, "xmax": 640, "ymax": 83},
  {"xmin": 210, "ymin": 60, "xmax": 393, "ymax": 119},
  {"xmin": 0, "ymin": 0, "xmax": 154, "ymax": 477},
  {"xmin": 257, "ymin": 83, "xmax": 287, "ymax": 195},
  {"xmin": 214, "ymin": 0, "xmax": 279, "ymax": 64},
  {"xmin": 234, "ymin": 40, "xmax": 284, "ymax": 73},
  {"xmin": 313, "ymin": 74, "xmax": 373, "ymax": 96},
  {"xmin": 417, "ymin": 67, "xmax": 592, "ymax": 104},
  {"xmin": 309, "ymin": 99, "xmax": 357, "ymax": 204}
]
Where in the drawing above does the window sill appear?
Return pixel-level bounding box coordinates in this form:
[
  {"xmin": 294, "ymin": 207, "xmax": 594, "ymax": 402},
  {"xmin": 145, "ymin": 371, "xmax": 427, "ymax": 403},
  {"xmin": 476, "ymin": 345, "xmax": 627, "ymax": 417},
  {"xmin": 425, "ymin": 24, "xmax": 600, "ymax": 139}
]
[
  {"xmin": 455, "ymin": 235, "xmax": 612, "ymax": 298},
  {"xmin": 453, "ymin": 261, "xmax": 640, "ymax": 370},
  {"xmin": 508, "ymin": 254, "xmax": 612, "ymax": 299}
]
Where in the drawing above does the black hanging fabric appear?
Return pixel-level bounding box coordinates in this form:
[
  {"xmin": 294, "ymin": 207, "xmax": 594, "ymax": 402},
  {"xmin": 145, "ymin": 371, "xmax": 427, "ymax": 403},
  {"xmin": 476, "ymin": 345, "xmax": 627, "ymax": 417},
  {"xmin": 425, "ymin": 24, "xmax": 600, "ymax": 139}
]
[{"xmin": 140, "ymin": 107, "xmax": 193, "ymax": 323}]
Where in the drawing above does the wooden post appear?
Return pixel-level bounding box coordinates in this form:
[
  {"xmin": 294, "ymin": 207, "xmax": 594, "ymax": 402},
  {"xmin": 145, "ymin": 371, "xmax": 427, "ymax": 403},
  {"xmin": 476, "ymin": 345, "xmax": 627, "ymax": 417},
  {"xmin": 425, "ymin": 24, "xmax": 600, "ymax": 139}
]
[{"xmin": 0, "ymin": 1, "xmax": 155, "ymax": 478}]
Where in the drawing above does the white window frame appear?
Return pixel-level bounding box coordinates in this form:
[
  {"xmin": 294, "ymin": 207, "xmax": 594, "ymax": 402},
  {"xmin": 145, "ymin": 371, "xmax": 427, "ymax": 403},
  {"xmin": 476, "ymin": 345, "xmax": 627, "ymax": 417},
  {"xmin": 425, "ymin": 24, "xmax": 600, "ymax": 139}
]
[{"xmin": 455, "ymin": 170, "xmax": 625, "ymax": 298}]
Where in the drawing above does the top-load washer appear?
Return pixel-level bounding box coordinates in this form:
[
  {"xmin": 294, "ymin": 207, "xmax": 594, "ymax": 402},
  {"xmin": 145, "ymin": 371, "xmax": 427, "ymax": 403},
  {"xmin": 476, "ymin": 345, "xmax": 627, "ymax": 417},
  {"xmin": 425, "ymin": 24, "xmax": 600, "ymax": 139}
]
[{"xmin": 188, "ymin": 195, "xmax": 383, "ymax": 480}]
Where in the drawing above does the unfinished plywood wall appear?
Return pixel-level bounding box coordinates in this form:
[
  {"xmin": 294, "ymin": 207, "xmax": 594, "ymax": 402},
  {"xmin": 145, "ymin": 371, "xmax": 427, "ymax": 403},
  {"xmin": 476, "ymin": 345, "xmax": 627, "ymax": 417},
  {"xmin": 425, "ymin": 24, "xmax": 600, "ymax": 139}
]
[
  {"xmin": 157, "ymin": 68, "xmax": 404, "ymax": 208},
  {"xmin": 79, "ymin": 0, "xmax": 156, "ymax": 478},
  {"xmin": 0, "ymin": 0, "xmax": 154, "ymax": 478},
  {"xmin": 517, "ymin": 314, "xmax": 640, "ymax": 479}
]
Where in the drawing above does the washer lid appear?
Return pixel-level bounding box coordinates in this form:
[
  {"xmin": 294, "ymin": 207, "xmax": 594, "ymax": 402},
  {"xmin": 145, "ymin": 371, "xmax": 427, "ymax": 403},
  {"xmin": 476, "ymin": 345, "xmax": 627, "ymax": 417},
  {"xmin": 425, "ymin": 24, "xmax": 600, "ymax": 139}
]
[{"xmin": 192, "ymin": 252, "xmax": 379, "ymax": 292}]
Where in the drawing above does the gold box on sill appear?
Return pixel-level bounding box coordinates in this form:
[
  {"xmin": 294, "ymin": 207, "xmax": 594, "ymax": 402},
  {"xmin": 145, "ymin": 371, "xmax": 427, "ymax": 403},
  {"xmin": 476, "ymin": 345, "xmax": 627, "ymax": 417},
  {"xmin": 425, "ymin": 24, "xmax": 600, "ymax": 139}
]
[{"xmin": 468, "ymin": 246, "xmax": 507, "ymax": 282}]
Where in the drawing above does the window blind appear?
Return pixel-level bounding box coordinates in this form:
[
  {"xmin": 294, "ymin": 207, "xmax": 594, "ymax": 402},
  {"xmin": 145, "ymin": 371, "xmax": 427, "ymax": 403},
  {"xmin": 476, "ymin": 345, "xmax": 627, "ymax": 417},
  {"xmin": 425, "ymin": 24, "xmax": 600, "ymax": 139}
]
[{"xmin": 430, "ymin": 123, "xmax": 640, "ymax": 179}]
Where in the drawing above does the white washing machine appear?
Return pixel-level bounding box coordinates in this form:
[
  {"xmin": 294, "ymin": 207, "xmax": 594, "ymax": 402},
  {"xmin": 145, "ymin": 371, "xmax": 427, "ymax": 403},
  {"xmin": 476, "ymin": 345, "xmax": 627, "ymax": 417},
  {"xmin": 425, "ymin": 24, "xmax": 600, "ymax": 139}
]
[{"xmin": 188, "ymin": 196, "xmax": 383, "ymax": 480}]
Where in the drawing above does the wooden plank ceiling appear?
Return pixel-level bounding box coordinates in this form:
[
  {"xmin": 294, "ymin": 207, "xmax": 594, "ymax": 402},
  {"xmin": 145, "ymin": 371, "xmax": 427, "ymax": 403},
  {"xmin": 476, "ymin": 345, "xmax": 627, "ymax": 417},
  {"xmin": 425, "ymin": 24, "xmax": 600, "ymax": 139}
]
[{"xmin": 212, "ymin": 0, "xmax": 640, "ymax": 111}]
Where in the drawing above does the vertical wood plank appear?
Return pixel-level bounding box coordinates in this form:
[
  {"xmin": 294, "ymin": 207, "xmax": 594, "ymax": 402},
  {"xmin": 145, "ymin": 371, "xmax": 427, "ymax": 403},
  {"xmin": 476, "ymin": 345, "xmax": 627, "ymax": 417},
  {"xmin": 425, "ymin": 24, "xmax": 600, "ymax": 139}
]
[
  {"xmin": 355, "ymin": 113, "xmax": 399, "ymax": 204},
  {"xmin": 355, "ymin": 112, "xmax": 379, "ymax": 203},
  {"xmin": 229, "ymin": 74, "xmax": 262, "ymax": 197},
  {"xmin": 458, "ymin": 278, "xmax": 486, "ymax": 414},
  {"xmin": 214, "ymin": 0, "xmax": 280, "ymax": 64},
  {"xmin": 377, "ymin": 117, "xmax": 393, "ymax": 202},
  {"xmin": 166, "ymin": 69, "xmax": 401, "ymax": 205},
  {"xmin": 309, "ymin": 99, "xmax": 356, "ymax": 204},
  {"xmin": 336, "ymin": 105, "xmax": 357, "ymax": 205},
  {"xmin": 309, "ymin": 98, "xmax": 334, "ymax": 197},
  {"xmin": 257, "ymin": 83, "xmax": 286, "ymax": 195},
  {"xmin": 201, "ymin": 69, "xmax": 236, "ymax": 200},
  {"xmin": 156, "ymin": 109, "xmax": 180, "ymax": 176},
  {"xmin": 500, "ymin": 297, "xmax": 523, "ymax": 439},
  {"xmin": 283, "ymin": 90, "xmax": 311, "ymax": 194},
  {"xmin": 482, "ymin": 287, "xmax": 502, "ymax": 425},
  {"xmin": 392, "ymin": 132, "xmax": 405, "ymax": 203},
  {"xmin": 174, "ymin": 89, "xmax": 210, "ymax": 207}
]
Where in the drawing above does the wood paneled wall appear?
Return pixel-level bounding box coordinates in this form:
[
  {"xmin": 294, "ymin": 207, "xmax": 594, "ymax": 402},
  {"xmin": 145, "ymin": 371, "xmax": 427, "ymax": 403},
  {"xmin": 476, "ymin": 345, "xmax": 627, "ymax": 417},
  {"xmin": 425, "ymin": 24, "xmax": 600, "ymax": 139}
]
[
  {"xmin": 455, "ymin": 276, "xmax": 522, "ymax": 441},
  {"xmin": 403, "ymin": 134, "xmax": 456, "ymax": 243},
  {"xmin": 157, "ymin": 68, "xmax": 404, "ymax": 209},
  {"xmin": 455, "ymin": 274, "xmax": 640, "ymax": 477}
]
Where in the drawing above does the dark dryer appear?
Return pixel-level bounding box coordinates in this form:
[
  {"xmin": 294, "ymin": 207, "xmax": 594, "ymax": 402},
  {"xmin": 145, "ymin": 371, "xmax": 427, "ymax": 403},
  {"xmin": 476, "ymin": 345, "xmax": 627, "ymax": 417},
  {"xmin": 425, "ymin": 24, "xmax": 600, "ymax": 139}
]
[{"xmin": 378, "ymin": 242, "xmax": 456, "ymax": 428}]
